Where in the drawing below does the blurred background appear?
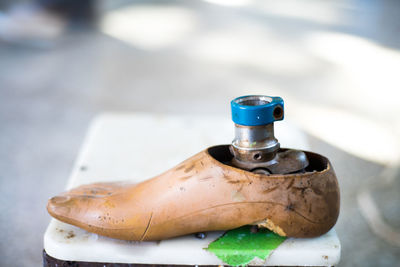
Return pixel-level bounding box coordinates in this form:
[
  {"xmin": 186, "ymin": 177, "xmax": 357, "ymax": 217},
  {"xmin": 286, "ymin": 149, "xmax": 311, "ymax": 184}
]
[{"xmin": 0, "ymin": 0, "xmax": 400, "ymax": 266}]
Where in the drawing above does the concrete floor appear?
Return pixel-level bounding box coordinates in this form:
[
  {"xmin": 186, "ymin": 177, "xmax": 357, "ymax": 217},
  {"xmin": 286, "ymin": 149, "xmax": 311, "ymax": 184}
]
[{"xmin": 1, "ymin": 0, "xmax": 400, "ymax": 266}]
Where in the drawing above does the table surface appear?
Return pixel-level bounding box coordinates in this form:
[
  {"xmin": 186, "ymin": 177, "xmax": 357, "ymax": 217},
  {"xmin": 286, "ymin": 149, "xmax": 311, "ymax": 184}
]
[{"xmin": 44, "ymin": 113, "xmax": 341, "ymax": 266}]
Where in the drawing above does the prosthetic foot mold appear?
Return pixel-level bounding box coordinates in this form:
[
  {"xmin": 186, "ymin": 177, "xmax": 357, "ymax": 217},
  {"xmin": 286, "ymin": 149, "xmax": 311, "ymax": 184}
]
[{"xmin": 47, "ymin": 95, "xmax": 340, "ymax": 240}]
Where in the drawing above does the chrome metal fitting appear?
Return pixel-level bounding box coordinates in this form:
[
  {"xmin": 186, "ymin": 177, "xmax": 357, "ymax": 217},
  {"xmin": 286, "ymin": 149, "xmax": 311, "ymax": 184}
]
[{"xmin": 230, "ymin": 95, "xmax": 284, "ymax": 167}]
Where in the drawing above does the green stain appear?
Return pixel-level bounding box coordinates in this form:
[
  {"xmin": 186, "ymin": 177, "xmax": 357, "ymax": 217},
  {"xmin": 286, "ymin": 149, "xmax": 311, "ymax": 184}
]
[{"xmin": 205, "ymin": 226, "xmax": 286, "ymax": 266}]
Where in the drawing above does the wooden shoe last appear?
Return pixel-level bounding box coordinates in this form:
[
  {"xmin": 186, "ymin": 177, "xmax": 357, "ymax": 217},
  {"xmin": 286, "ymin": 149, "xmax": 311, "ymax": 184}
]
[{"xmin": 47, "ymin": 145, "xmax": 340, "ymax": 241}]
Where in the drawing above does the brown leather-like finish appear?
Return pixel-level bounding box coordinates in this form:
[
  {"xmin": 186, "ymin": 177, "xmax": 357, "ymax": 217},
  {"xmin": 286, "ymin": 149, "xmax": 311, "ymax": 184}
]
[{"xmin": 47, "ymin": 145, "xmax": 340, "ymax": 241}]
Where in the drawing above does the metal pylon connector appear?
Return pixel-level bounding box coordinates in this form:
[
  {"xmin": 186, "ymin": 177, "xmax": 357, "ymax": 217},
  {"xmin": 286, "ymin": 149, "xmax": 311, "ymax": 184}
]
[{"xmin": 230, "ymin": 95, "xmax": 308, "ymax": 174}]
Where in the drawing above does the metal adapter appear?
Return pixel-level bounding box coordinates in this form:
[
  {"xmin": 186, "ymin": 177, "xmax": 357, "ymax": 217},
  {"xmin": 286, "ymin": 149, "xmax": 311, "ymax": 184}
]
[{"xmin": 230, "ymin": 95, "xmax": 308, "ymax": 174}]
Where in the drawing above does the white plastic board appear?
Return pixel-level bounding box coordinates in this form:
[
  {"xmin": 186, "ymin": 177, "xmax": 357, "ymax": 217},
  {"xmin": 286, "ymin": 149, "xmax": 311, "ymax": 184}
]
[{"xmin": 44, "ymin": 113, "xmax": 340, "ymax": 266}]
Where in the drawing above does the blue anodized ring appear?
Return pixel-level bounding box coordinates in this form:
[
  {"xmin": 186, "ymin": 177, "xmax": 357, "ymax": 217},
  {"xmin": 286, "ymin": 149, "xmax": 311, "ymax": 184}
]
[{"xmin": 231, "ymin": 95, "xmax": 284, "ymax": 126}]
